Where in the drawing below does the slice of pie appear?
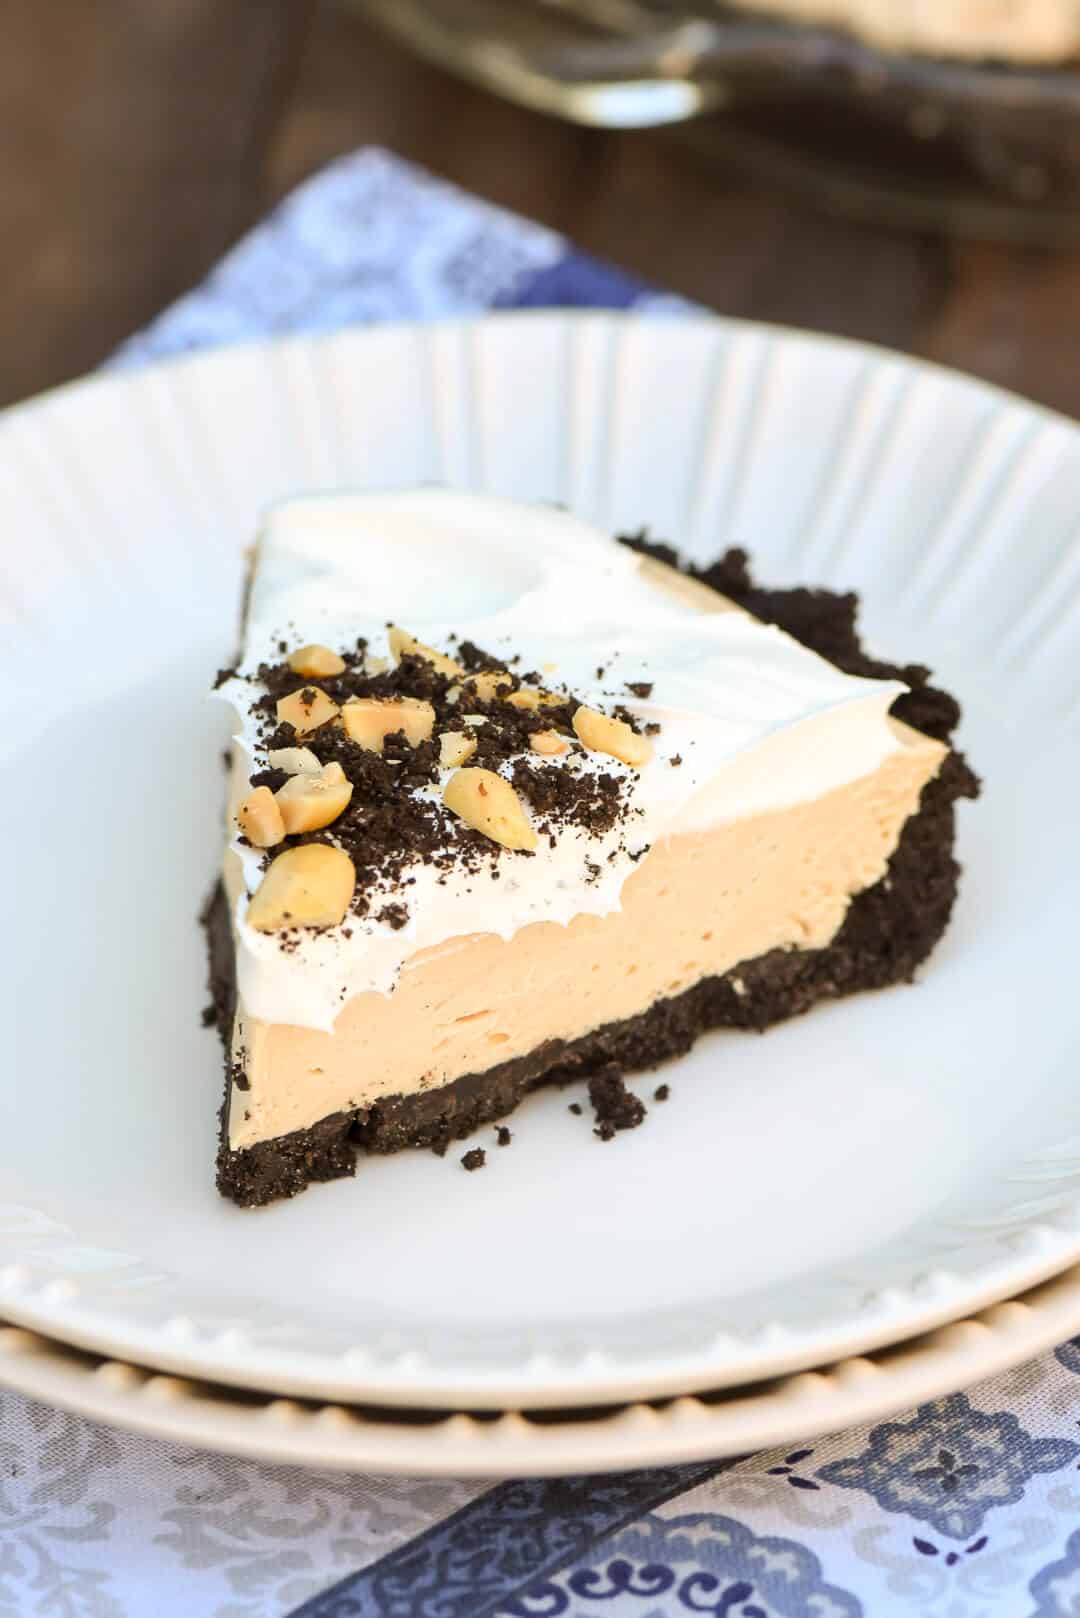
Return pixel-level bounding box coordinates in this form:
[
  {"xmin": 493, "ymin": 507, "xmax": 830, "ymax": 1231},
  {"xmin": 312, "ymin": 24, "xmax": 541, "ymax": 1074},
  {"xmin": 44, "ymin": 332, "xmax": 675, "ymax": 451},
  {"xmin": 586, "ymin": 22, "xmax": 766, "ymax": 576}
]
[{"xmin": 204, "ymin": 489, "xmax": 978, "ymax": 1206}]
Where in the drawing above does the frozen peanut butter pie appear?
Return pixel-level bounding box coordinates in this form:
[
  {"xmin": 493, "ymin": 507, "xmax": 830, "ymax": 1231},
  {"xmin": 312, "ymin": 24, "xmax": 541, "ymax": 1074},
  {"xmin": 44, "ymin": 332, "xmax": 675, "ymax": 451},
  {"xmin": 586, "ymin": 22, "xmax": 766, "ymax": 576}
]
[{"xmin": 204, "ymin": 489, "xmax": 978, "ymax": 1206}]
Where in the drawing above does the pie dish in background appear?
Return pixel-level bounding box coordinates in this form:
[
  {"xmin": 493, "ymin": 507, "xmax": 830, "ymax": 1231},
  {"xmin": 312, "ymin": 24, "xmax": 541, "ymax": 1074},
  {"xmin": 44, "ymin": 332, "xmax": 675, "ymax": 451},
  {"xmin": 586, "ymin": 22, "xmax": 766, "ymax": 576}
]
[{"xmin": 353, "ymin": 0, "xmax": 1080, "ymax": 241}]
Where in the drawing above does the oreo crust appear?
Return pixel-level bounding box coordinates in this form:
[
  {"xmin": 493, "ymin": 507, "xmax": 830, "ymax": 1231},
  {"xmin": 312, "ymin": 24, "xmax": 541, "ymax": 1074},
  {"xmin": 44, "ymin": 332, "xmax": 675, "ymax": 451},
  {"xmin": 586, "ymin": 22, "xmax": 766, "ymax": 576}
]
[{"xmin": 207, "ymin": 549, "xmax": 979, "ymax": 1208}]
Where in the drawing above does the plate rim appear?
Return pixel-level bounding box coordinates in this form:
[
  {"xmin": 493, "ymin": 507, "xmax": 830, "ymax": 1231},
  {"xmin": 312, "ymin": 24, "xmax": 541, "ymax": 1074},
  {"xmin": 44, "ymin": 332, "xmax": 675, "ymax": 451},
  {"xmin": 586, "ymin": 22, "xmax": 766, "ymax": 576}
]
[
  {"xmin": 6, "ymin": 308, "xmax": 1080, "ymax": 1408},
  {"xmin": 4, "ymin": 1260, "xmax": 1080, "ymax": 1477}
]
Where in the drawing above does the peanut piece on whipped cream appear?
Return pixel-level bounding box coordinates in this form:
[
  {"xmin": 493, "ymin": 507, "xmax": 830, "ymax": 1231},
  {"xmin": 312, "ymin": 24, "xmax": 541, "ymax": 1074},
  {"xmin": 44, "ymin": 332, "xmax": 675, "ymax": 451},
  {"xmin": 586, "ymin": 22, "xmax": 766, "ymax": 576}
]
[
  {"xmin": 443, "ymin": 768, "xmax": 537, "ymax": 852},
  {"xmin": 341, "ymin": 696, "xmax": 435, "ymax": 752},
  {"xmin": 237, "ymin": 785, "xmax": 285, "ymax": 848},
  {"xmin": 274, "ymin": 762, "xmax": 353, "ymax": 834},
  {"xmin": 276, "ymin": 687, "xmax": 340, "ymax": 736},
  {"xmin": 246, "ymin": 844, "xmax": 356, "ymax": 931},
  {"xmin": 572, "ymin": 706, "xmax": 653, "ymax": 768},
  {"xmin": 267, "ymin": 746, "xmax": 322, "ymax": 776},
  {"xmin": 505, "ymin": 688, "xmax": 542, "ymax": 711},
  {"xmin": 530, "ymin": 729, "xmax": 569, "ymax": 757},
  {"xmin": 464, "ymin": 670, "xmax": 513, "ymax": 703},
  {"xmin": 439, "ymin": 730, "xmax": 477, "ymax": 769},
  {"xmin": 388, "ymin": 626, "xmax": 463, "ymax": 678},
  {"xmin": 287, "ymin": 643, "xmax": 346, "ymax": 679},
  {"xmin": 506, "ymin": 686, "xmax": 562, "ymax": 710}
]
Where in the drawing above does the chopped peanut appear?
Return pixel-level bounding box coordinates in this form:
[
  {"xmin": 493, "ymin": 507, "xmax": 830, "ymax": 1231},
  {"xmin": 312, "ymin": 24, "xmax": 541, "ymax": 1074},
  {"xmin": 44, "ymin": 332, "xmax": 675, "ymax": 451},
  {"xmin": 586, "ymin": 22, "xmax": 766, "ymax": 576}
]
[
  {"xmin": 274, "ymin": 763, "xmax": 353, "ymax": 834},
  {"xmin": 341, "ymin": 696, "xmax": 435, "ymax": 752},
  {"xmin": 439, "ymin": 730, "xmax": 477, "ymax": 769},
  {"xmin": 287, "ymin": 643, "xmax": 346, "ymax": 678},
  {"xmin": 276, "ymin": 686, "xmax": 340, "ymax": 736},
  {"xmin": 464, "ymin": 670, "xmax": 513, "ymax": 703},
  {"xmin": 507, "ymin": 686, "xmax": 562, "ymax": 710},
  {"xmin": 530, "ymin": 729, "xmax": 569, "ymax": 757},
  {"xmin": 388, "ymin": 626, "xmax": 462, "ymax": 678},
  {"xmin": 237, "ymin": 785, "xmax": 285, "ymax": 848},
  {"xmin": 572, "ymin": 705, "xmax": 653, "ymax": 767},
  {"xmin": 267, "ymin": 746, "xmax": 322, "ymax": 776},
  {"xmin": 443, "ymin": 768, "xmax": 537, "ymax": 852},
  {"xmin": 364, "ymin": 654, "xmax": 389, "ymax": 676},
  {"xmin": 246, "ymin": 844, "xmax": 356, "ymax": 932}
]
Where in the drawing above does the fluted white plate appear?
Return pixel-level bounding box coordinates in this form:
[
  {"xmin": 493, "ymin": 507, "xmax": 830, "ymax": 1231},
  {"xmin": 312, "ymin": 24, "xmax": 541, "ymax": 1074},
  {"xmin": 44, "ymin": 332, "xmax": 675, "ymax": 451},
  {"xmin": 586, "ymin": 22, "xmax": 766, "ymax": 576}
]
[
  {"xmin": 3, "ymin": 313, "xmax": 1078, "ymax": 1412},
  {"xmin": 5, "ymin": 1262, "xmax": 1080, "ymax": 1475}
]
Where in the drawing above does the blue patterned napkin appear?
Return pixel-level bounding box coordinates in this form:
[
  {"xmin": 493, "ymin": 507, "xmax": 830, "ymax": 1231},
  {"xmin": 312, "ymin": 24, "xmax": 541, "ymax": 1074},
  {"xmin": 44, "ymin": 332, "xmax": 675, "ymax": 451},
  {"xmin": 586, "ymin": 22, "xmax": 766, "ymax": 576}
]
[{"xmin": 6, "ymin": 149, "xmax": 1080, "ymax": 1618}]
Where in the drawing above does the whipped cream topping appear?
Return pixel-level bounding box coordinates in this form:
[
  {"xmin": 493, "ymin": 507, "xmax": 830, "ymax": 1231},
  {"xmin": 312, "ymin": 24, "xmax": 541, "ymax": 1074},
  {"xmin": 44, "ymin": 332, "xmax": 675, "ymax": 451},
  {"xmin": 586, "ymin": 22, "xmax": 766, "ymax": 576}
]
[{"xmin": 218, "ymin": 489, "xmax": 906, "ymax": 1031}]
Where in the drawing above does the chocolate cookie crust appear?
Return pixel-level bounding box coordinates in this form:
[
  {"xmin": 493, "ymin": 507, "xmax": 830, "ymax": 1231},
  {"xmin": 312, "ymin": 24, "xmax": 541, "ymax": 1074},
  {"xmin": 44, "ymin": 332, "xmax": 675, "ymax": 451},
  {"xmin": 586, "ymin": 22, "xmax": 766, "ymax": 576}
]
[{"xmin": 207, "ymin": 550, "xmax": 979, "ymax": 1208}]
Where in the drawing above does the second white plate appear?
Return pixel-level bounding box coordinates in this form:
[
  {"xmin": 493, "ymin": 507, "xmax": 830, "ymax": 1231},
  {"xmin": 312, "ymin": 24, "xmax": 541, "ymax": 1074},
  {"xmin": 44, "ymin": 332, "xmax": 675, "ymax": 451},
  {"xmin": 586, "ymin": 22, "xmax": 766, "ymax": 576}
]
[
  {"xmin": 5, "ymin": 1263, "xmax": 1080, "ymax": 1475},
  {"xmin": 3, "ymin": 312, "xmax": 1079, "ymax": 1409}
]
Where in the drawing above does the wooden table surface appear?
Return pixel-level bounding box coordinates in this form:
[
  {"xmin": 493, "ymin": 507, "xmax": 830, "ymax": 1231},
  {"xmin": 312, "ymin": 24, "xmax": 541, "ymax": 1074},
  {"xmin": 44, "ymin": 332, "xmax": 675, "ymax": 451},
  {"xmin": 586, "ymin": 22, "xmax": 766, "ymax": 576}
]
[{"xmin": 4, "ymin": 0, "xmax": 1080, "ymax": 417}]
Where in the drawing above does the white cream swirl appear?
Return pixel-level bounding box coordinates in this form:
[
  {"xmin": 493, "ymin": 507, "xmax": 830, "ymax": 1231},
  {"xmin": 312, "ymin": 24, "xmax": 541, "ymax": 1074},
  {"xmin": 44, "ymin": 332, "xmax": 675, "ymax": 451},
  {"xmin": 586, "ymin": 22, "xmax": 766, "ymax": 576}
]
[{"xmin": 218, "ymin": 489, "xmax": 905, "ymax": 1031}]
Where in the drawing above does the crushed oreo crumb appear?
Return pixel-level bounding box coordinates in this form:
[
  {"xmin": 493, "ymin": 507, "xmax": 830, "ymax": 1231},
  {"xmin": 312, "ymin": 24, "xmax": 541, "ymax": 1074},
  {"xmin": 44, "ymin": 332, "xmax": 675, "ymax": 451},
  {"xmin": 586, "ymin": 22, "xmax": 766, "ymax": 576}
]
[
  {"xmin": 568, "ymin": 1102, "xmax": 583, "ymax": 1116},
  {"xmin": 377, "ymin": 902, "xmax": 409, "ymax": 930},
  {"xmin": 462, "ymin": 1147, "xmax": 486, "ymax": 1171},
  {"xmin": 510, "ymin": 759, "xmax": 628, "ymax": 838},
  {"xmin": 495, "ymin": 1126, "xmax": 512, "ymax": 1147},
  {"xmin": 627, "ymin": 681, "xmax": 653, "ymax": 698},
  {"xmin": 670, "ymin": 754, "xmax": 683, "ymax": 768},
  {"xmin": 249, "ymin": 767, "xmax": 289, "ymax": 794},
  {"xmin": 588, "ymin": 1067, "xmax": 646, "ymax": 1140},
  {"xmin": 654, "ymin": 1083, "xmax": 670, "ymax": 1102}
]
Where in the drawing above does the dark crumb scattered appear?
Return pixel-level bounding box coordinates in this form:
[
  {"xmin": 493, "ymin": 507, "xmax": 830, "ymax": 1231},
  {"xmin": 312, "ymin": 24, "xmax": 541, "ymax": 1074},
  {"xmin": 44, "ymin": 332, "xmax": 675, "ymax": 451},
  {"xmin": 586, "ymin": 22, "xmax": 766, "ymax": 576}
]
[
  {"xmin": 213, "ymin": 666, "xmax": 238, "ymax": 690},
  {"xmin": 495, "ymin": 1126, "xmax": 512, "ymax": 1147},
  {"xmin": 249, "ymin": 766, "xmax": 289, "ymax": 793},
  {"xmin": 510, "ymin": 758, "xmax": 629, "ymax": 838},
  {"xmin": 596, "ymin": 666, "xmax": 605, "ymax": 679},
  {"xmin": 228, "ymin": 1060, "xmax": 250, "ymax": 1093},
  {"xmin": 377, "ymin": 902, "xmax": 409, "ymax": 931},
  {"xmin": 669, "ymin": 754, "xmax": 683, "ymax": 768},
  {"xmin": 462, "ymin": 1147, "xmax": 487, "ymax": 1172},
  {"xmin": 644, "ymin": 721, "xmax": 661, "ymax": 736},
  {"xmin": 278, "ymin": 639, "xmax": 288, "ymax": 654},
  {"xmin": 200, "ymin": 1003, "xmax": 217, "ymax": 1028},
  {"xmin": 588, "ymin": 1067, "xmax": 646, "ymax": 1141},
  {"xmin": 654, "ymin": 1083, "xmax": 670, "ymax": 1102},
  {"xmin": 568, "ymin": 1102, "xmax": 583, "ymax": 1116},
  {"xmin": 431, "ymin": 1134, "xmax": 450, "ymax": 1159},
  {"xmin": 626, "ymin": 681, "xmax": 653, "ymax": 698}
]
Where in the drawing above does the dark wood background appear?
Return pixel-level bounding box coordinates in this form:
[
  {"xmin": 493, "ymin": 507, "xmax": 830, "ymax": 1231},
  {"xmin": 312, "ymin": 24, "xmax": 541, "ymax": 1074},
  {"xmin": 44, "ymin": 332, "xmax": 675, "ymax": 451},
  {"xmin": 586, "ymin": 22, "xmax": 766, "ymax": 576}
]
[{"xmin": 4, "ymin": 0, "xmax": 1080, "ymax": 415}]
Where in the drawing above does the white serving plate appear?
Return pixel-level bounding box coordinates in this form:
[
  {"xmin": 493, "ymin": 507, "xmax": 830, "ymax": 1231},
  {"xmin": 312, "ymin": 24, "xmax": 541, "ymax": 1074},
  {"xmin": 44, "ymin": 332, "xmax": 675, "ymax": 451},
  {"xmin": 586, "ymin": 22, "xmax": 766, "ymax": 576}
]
[
  {"xmin": 3, "ymin": 312, "xmax": 1078, "ymax": 1411},
  {"xmin": 5, "ymin": 1263, "xmax": 1080, "ymax": 1475}
]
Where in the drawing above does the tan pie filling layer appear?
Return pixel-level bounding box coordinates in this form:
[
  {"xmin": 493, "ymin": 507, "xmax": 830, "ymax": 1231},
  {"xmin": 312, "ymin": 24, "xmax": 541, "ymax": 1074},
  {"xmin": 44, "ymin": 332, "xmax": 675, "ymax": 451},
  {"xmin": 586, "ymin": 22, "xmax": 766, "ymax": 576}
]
[{"xmin": 227, "ymin": 719, "xmax": 945, "ymax": 1151}]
